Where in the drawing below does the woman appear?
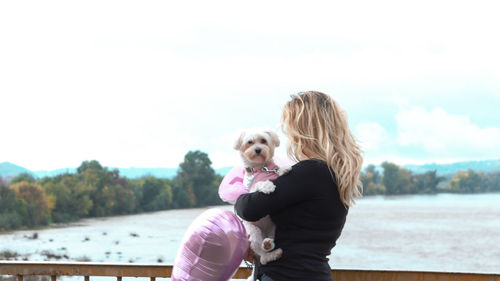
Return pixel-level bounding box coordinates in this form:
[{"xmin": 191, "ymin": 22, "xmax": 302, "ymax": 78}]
[{"xmin": 235, "ymin": 91, "xmax": 363, "ymax": 281}]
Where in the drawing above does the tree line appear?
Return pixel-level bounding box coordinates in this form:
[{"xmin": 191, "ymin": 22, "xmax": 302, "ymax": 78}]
[
  {"xmin": 2, "ymin": 155, "xmax": 500, "ymax": 232},
  {"xmin": 361, "ymin": 162, "xmax": 500, "ymax": 195},
  {"xmin": 0, "ymin": 150, "xmax": 223, "ymax": 232}
]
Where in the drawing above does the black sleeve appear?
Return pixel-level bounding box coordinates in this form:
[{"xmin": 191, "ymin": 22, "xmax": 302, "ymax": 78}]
[{"xmin": 235, "ymin": 160, "xmax": 318, "ymax": 222}]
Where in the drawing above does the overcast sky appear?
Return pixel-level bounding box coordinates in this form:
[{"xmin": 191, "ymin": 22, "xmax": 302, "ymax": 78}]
[{"xmin": 1, "ymin": 0, "xmax": 499, "ymax": 171}]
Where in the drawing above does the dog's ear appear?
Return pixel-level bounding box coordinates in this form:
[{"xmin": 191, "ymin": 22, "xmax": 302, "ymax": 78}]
[
  {"xmin": 265, "ymin": 130, "xmax": 280, "ymax": 147},
  {"xmin": 234, "ymin": 131, "xmax": 245, "ymax": 150}
]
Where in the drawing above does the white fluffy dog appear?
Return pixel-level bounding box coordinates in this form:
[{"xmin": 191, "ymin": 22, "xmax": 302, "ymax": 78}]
[{"xmin": 234, "ymin": 128, "xmax": 291, "ymax": 270}]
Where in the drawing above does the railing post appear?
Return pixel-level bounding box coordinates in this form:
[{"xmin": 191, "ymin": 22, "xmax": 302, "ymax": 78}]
[
  {"xmin": 17, "ymin": 275, "xmax": 23, "ymax": 281},
  {"xmin": 84, "ymin": 276, "xmax": 89, "ymax": 281},
  {"xmin": 51, "ymin": 275, "xmax": 57, "ymax": 281}
]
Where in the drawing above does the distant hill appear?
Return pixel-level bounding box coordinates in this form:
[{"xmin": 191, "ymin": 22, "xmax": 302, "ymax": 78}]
[
  {"xmin": 33, "ymin": 167, "xmax": 181, "ymax": 179},
  {"xmin": 111, "ymin": 167, "xmax": 178, "ymax": 179},
  {"xmin": 4, "ymin": 159, "xmax": 499, "ymax": 180},
  {"xmin": 215, "ymin": 166, "xmax": 232, "ymax": 176},
  {"xmin": 33, "ymin": 168, "xmax": 78, "ymax": 178},
  {"xmin": 403, "ymin": 159, "xmax": 500, "ymax": 175},
  {"xmin": 110, "ymin": 167, "xmax": 232, "ymax": 178},
  {"xmin": 0, "ymin": 162, "xmax": 234, "ymax": 179},
  {"xmin": 0, "ymin": 162, "xmax": 32, "ymax": 178}
]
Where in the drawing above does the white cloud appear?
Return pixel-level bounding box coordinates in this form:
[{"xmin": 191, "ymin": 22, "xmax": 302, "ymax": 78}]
[
  {"xmin": 355, "ymin": 122, "xmax": 389, "ymax": 151},
  {"xmin": 396, "ymin": 106, "xmax": 500, "ymax": 159}
]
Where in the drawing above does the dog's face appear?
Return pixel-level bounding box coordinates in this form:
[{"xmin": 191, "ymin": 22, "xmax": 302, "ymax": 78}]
[{"xmin": 234, "ymin": 129, "xmax": 280, "ymax": 166}]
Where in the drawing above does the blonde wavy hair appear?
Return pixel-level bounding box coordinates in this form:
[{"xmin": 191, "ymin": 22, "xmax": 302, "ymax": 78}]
[{"xmin": 281, "ymin": 91, "xmax": 363, "ymax": 207}]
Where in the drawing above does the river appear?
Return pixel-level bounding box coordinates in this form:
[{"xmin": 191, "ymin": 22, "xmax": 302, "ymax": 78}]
[{"xmin": 1, "ymin": 193, "xmax": 499, "ymax": 274}]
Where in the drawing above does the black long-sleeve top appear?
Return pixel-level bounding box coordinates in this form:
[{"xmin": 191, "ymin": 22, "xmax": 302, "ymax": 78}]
[{"xmin": 235, "ymin": 159, "xmax": 348, "ymax": 281}]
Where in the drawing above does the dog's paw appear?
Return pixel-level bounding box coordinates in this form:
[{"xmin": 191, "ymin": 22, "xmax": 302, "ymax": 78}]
[
  {"xmin": 254, "ymin": 180, "xmax": 275, "ymax": 194},
  {"xmin": 278, "ymin": 165, "xmax": 292, "ymax": 176},
  {"xmin": 260, "ymin": 248, "xmax": 283, "ymax": 265},
  {"xmin": 262, "ymin": 238, "xmax": 275, "ymax": 252}
]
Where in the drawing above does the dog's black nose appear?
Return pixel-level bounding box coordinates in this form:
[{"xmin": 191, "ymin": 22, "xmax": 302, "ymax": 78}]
[{"xmin": 255, "ymin": 148, "xmax": 262, "ymax": 154}]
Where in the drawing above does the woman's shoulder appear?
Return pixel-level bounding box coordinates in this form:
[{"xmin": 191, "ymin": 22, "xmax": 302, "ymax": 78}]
[
  {"xmin": 293, "ymin": 158, "xmax": 328, "ymax": 168},
  {"xmin": 290, "ymin": 159, "xmax": 337, "ymax": 183},
  {"xmin": 290, "ymin": 159, "xmax": 330, "ymax": 175}
]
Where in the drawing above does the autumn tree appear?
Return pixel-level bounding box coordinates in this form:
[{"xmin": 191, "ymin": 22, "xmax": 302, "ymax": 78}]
[
  {"xmin": 397, "ymin": 168, "xmax": 412, "ymax": 194},
  {"xmin": 360, "ymin": 164, "xmax": 382, "ymax": 195},
  {"xmin": 9, "ymin": 181, "xmax": 54, "ymax": 227},
  {"xmin": 449, "ymin": 169, "xmax": 483, "ymax": 193}
]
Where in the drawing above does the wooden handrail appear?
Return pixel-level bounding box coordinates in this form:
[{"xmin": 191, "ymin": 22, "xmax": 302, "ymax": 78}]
[{"xmin": 1, "ymin": 261, "xmax": 499, "ymax": 280}]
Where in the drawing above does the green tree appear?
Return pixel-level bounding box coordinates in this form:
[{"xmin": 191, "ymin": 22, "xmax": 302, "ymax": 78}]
[
  {"xmin": 128, "ymin": 179, "xmax": 144, "ymax": 212},
  {"xmin": 41, "ymin": 174, "xmax": 93, "ymax": 222},
  {"xmin": 365, "ymin": 165, "xmax": 381, "ymax": 185},
  {"xmin": 381, "ymin": 162, "xmax": 414, "ymax": 194},
  {"xmin": 109, "ymin": 184, "xmax": 136, "ymax": 214},
  {"xmin": 382, "ymin": 162, "xmax": 399, "ymax": 194},
  {"xmin": 482, "ymin": 171, "xmax": 500, "ymax": 192},
  {"xmin": 141, "ymin": 177, "xmax": 164, "ymax": 208},
  {"xmin": 77, "ymin": 160, "xmax": 117, "ymax": 216},
  {"xmin": 77, "ymin": 160, "xmax": 104, "ymax": 174},
  {"xmin": 174, "ymin": 151, "xmax": 222, "ymax": 207},
  {"xmin": 171, "ymin": 182, "xmax": 193, "ymax": 209},
  {"xmin": 91, "ymin": 185, "xmax": 116, "ymax": 216},
  {"xmin": 11, "ymin": 173, "xmax": 36, "ymax": 184},
  {"xmin": 141, "ymin": 177, "xmax": 173, "ymax": 211},
  {"xmin": 0, "ymin": 181, "xmax": 23, "ymax": 231},
  {"xmin": 149, "ymin": 183, "xmax": 173, "ymax": 211},
  {"xmin": 0, "ymin": 181, "xmax": 16, "ymax": 212},
  {"xmin": 106, "ymin": 169, "xmax": 137, "ymax": 214},
  {"xmin": 413, "ymin": 170, "xmax": 444, "ymax": 193}
]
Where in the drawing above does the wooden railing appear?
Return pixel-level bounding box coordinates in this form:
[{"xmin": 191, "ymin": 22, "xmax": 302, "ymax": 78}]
[{"xmin": 1, "ymin": 261, "xmax": 499, "ymax": 281}]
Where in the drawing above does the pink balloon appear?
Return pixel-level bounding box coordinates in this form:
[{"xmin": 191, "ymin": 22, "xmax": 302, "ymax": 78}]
[{"xmin": 172, "ymin": 208, "xmax": 249, "ymax": 281}]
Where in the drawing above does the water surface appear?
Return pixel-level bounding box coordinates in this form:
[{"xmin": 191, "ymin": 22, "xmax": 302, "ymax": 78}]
[{"xmin": 1, "ymin": 193, "xmax": 499, "ymax": 274}]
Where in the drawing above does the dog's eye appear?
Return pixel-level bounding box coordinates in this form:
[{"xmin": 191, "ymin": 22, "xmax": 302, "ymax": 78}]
[
  {"xmin": 260, "ymin": 139, "xmax": 267, "ymax": 144},
  {"xmin": 247, "ymin": 140, "xmax": 254, "ymax": 145}
]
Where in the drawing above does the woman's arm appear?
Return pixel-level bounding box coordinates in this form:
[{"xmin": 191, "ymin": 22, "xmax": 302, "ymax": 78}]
[{"xmin": 235, "ymin": 160, "xmax": 319, "ymax": 221}]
